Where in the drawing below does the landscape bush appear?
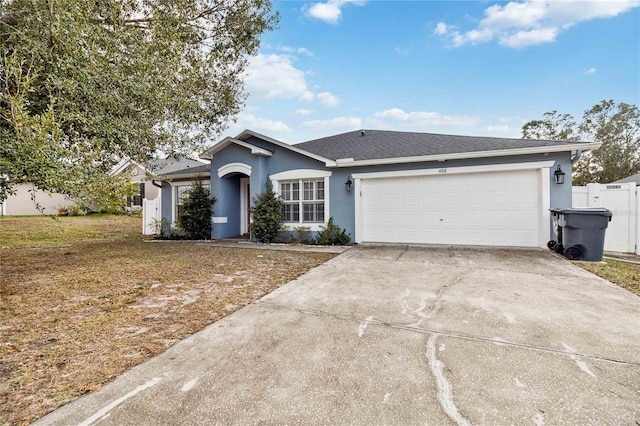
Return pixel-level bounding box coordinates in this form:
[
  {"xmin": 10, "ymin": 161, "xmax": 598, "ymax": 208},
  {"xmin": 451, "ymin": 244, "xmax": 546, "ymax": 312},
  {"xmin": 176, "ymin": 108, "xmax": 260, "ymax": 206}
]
[
  {"xmin": 251, "ymin": 180, "xmax": 284, "ymax": 243},
  {"xmin": 313, "ymin": 217, "xmax": 351, "ymax": 245},
  {"xmin": 176, "ymin": 178, "xmax": 215, "ymax": 240}
]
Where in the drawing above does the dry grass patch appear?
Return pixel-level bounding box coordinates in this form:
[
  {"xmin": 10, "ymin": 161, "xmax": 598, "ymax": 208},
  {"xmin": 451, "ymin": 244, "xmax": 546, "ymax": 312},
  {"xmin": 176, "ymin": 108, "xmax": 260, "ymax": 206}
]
[
  {"xmin": 0, "ymin": 215, "xmax": 335, "ymax": 425},
  {"xmin": 577, "ymin": 258, "xmax": 640, "ymax": 297}
]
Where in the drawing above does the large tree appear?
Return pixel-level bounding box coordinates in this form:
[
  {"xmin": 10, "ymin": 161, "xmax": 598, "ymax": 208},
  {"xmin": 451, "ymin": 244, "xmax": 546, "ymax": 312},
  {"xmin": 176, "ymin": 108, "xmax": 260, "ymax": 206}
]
[
  {"xmin": 522, "ymin": 100, "xmax": 640, "ymax": 185},
  {"xmin": 0, "ymin": 0, "xmax": 277, "ymax": 205}
]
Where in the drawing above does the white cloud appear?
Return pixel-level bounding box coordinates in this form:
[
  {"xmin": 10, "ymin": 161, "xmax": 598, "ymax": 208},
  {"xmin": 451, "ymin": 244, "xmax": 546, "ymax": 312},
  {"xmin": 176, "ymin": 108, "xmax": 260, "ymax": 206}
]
[
  {"xmin": 373, "ymin": 108, "xmax": 479, "ymax": 128},
  {"xmin": 434, "ymin": 22, "xmax": 449, "ymax": 35},
  {"xmin": 499, "ymin": 27, "xmax": 559, "ymax": 48},
  {"xmin": 585, "ymin": 67, "xmax": 597, "ymax": 75},
  {"xmin": 394, "ymin": 46, "xmax": 409, "ymax": 55},
  {"xmin": 435, "ymin": 0, "xmax": 640, "ymax": 48},
  {"xmin": 245, "ymin": 54, "xmax": 314, "ymax": 101},
  {"xmin": 305, "ymin": 0, "xmax": 367, "ymax": 24},
  {"xmin": 234, "ymin": 112, "xmax": 292, "ymax": 134},
  {"xmin": 483, "ymin": 125, "xmax": 521, "ymax": 137},
  {"xmin": 498, "ymin": 115, "xmax": 527, "ymax": 124},
  {"xmin": 302, "ymin": 116, "xmax": 362, "ymax": 131},
  {"xmin": 276, "ymin": 45, "xmax": 315, "ymax": 57},
  {"xmin": 293, "ymin": 109, "xmax": 313, "ymax": 116},
  {"xmin": 317, "ymin": 92, "xmax": 341, "ymax": 107}
]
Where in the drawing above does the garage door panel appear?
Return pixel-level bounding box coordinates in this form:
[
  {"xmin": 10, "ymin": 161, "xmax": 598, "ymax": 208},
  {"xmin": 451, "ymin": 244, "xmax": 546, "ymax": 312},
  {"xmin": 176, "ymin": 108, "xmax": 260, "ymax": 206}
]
[{"xmin": 361, "ymin": 169, "xmax": 540, "ymax": 247}]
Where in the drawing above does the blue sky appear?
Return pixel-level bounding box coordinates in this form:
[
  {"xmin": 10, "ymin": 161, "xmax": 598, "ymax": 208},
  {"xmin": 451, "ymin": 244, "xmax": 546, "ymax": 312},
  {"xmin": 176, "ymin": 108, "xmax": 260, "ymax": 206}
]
[{"xmin": 225, "ymin": 0, "xmax": 640, "ymax": 143}]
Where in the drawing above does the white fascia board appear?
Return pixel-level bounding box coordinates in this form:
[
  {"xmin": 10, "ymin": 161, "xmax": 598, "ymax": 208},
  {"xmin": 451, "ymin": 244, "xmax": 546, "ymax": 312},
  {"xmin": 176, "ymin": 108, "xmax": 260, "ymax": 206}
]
[
  {"xmin": 336, "ymin": 158, "xmax": 355, "ymax": 164},
  {"xmin": 337, "ymin": 142, "xmax": 601, "ymax": 168},
  {"xmin": 237, "ymin": 129, "xmax": 337, "ymax": 167},
  {"xmin": 110, "ymin": 159, "xmax": 145, "ymax": 176},
  {"xmin": 270, "ymin": 169, "xmax": 332, "ymax": 180},
  {"xmin": 165, "ymin": 172, "xmax": 211, "ymax": 180},
  {"xmin": 169, "ymin": 179, "xmax": 211, "ymax": 186},
  {"xmin": 352, "ymin": 160, "xmax": 555, "ymax": 180},
  {"xmin": 199, "ymin": 137, "xmax": 272, "ymax": 159}
]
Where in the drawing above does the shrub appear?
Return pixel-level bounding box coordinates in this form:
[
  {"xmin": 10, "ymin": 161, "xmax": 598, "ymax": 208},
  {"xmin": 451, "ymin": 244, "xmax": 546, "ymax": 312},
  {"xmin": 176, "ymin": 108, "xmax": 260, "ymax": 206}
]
[
  {"xmin": 176, "ymin": 178, "xmax": 215, "ymax": 240},
  {"xmin": 314, "ymin": 217, "xmax": 351, "ymax": 245},
  {"xmin": 294, "ymin": 226, "xmax": 312, "ymax": 244},
  {"xmin": 251, "ymin": 180, "xmax": 284, "ymax": 243}
]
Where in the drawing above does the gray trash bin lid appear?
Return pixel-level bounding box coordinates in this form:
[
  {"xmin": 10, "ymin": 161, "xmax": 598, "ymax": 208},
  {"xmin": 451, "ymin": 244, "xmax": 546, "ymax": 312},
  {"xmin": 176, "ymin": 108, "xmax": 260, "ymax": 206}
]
[{"xmin": 549, "ymin": 207, "xmax": 612, "ymax": 217}]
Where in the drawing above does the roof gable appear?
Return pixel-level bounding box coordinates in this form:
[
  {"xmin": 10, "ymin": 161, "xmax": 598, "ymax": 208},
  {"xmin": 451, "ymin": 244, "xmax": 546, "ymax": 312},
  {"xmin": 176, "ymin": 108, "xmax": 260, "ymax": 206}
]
[
  {"xmin": 200, "ymin": 129, "xmax": 336, "ymax": 167},
  {"xmin": 111, "ymin": 156, "xmax": 206, "ymax": 176}
]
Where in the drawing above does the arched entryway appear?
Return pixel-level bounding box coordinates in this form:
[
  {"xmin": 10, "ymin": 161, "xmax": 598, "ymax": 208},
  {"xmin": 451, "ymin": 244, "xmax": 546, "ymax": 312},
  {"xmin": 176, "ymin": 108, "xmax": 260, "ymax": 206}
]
[{"xmin": 216, "ymin": 163, "xmax": 252, "ymax": 238}]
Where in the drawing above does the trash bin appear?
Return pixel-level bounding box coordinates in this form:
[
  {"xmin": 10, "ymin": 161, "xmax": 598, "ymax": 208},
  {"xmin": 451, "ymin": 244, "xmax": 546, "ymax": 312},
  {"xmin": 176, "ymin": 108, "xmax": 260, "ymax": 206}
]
[{"xmin": 548, "ymin": 208, "xmax": 612, "ymax": 261}]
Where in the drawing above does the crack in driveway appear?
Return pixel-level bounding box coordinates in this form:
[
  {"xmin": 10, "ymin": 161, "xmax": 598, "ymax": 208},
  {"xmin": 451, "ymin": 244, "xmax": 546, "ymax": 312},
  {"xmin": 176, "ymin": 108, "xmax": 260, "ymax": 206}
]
[
  {"xmin": 426, "ymin": 334, "xmax": 471, "ymax": 426},
  {"xmin": 253, "ymin": 301, "xmax": 640, "ymax": 367}
]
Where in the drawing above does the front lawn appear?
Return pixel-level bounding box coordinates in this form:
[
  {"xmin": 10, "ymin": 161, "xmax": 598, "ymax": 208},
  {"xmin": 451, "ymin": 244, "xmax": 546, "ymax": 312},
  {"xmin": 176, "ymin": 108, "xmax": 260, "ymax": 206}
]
[
  {"xmin": 577, "ymin": 258, "xmax": 640, "ymax": 297},
  {"xmin": 0, "ymin": 215, "xmax": 335, "ymax": 425}
]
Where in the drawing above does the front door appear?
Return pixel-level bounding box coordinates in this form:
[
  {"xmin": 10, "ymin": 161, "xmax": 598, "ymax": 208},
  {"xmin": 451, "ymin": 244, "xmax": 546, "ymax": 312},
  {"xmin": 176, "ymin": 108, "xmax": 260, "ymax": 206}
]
[{"xmin": 240, "ymin": 178, "xmax": 250, "ymax": 235}]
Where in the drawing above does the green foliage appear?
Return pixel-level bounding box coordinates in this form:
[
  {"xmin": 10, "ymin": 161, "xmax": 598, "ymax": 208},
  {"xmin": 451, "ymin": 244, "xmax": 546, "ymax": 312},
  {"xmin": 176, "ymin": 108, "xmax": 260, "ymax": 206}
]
[
  {"xmin": 313, "ymin": 217, "xmax": 351, "ymax": 246},
  {"xmin": 176, "ymin": 179, "xmax": 214, "ymax": 240},
  {"xmin": 522, "ymin": 100, "xmax": 640, "ymax": 185},
  {"xmin": 250, "ymin": 180, "xmax": 283, "ymax": 243},
  {"xmin": 0, "ymin": 0, "xmax": 278, "ymax": 204},
  {"xmin": 574, "ymin": 101, "xmax": 640, "ymax": 185},
  {"xmin": 293, "ymin": 226, "xmax": 312, "ymax": 244},
  {"xmin": 522, "ymin": 111, "xmax": 579, "ymax": 141}
]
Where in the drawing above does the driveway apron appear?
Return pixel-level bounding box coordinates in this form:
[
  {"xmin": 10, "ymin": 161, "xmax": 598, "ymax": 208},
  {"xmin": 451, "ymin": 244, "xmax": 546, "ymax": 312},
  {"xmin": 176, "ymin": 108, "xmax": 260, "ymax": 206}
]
[{"xmin": 36, "ymin": 246, "xmax": 640, "ymax": 425}]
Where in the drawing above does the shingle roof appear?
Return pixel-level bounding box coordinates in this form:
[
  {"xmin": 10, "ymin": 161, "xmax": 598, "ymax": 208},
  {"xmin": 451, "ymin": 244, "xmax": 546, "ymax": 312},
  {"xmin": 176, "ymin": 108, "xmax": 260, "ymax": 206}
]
[
  {"xmin": 612, "ymin": 172, "xmax": 640, "ymax": 185},
  {"xmin": 161, "ymin": 163, "xmax": 211, "ymax": 177},
  {"xmin": 294, "ymin": 129, "xmax": 586, "ymax": 161},
  {"xmin": 146, "ymin": 157, "xmax": 206, "ymax": 175}
]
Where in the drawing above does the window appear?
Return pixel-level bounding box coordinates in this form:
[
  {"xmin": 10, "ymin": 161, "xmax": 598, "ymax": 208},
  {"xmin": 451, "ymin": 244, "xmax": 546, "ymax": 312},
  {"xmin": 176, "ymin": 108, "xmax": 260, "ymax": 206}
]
[
  {"xmin": 281, "ymin": 179, "xmax": 324, "ymax": 223},
  {"xmin": 127, "ymin": 183, "xmax": 145, "ymax": 207},
  {"xmin": 175, "ymin": 185, "xmax": 190, "ymax": 218},
  {"xmin": 174, "ymin": 183, "xmax": 209, "ymax": 220},
  {"xmin": 280, "ymin": 181, "xmax": 300, "ymax": 222}
]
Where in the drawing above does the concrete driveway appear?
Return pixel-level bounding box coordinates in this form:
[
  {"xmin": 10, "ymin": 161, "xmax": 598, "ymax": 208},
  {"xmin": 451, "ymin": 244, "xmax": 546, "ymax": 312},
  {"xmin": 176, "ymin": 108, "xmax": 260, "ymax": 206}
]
[{"xmin": 37, "ymin": 246, "xmax": 640, "ymax": 425}]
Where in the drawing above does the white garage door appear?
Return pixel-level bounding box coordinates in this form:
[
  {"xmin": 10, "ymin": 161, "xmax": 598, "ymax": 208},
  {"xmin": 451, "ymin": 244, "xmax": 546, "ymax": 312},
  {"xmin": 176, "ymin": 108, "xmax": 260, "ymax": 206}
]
[{"xmin": 360, "ymin": 169, "xmax": 541, "ymax": 247}]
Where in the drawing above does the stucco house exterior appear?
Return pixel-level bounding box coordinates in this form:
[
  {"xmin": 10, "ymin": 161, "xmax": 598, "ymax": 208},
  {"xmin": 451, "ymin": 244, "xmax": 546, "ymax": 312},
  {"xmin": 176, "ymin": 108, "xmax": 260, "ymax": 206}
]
[
  {"xmin": 111, "ymin": 156, "xmax": 208, "ymax": 211},
  {"xmin": 158, "ymin": 129, "xmax": 600, "ymax": 247}
]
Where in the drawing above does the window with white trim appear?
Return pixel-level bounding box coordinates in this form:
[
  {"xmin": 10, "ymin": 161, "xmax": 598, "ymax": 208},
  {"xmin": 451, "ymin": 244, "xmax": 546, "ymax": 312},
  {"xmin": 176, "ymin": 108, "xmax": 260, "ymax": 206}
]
[
  {"xmin": 281, "ymin": 179, "xmax": 325, "ymax": 223},
  {"xmin": 174, "ymin": 183, "xmax": 210, "ymax": 219}
]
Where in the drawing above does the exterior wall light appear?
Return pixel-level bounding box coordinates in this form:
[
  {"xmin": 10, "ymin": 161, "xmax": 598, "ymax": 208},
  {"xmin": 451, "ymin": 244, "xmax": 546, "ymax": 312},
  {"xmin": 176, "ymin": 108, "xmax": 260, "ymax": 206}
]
[
  {"xmin": 345, "ymin": 177, "xmax": 353, "ymax": 192},
  {"xmin": 554, "ymin": 165, "xmax": 565, "ymax": 184}
]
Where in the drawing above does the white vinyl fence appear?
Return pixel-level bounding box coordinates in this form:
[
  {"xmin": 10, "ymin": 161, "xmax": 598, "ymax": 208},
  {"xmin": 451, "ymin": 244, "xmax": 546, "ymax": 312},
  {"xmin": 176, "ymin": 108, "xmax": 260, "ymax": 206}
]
[
  {"xmin": 142, "ymin": 198, "xmax": 159, "ymax": 235},
  {"xmin": 573, "ymin": 182, "xmax": 639, "ymax": 254}
]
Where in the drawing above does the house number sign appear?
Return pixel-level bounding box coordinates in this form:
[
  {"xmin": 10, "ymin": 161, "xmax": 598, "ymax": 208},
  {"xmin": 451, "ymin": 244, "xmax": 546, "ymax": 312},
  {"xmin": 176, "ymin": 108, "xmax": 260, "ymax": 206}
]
[{"xmin": 438, "ymin": 169, "xmax": 447, "ymax": 173}]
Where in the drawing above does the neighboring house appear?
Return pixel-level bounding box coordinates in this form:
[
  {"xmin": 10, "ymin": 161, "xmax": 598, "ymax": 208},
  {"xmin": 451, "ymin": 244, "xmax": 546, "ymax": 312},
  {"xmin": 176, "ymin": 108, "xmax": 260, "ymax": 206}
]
[
  {"xmin": 0, "ymin": 156, "xmax": 207, "ymax": 216},
  {"xmin": 612, "ymin": 172, "xmax": 640, "ymax": 185},
  {"xmin": 157, "ymin": 129, "xmax": 600, "ymax": 247},
  {"xmin": 0, "ymin": 183, "xmax": 75, "ymax": 216},
  {"xmin": 157, "ymin": 163, "xmax": 211, "ymax": 222},
  {"xmin": 111, "ymin": 157, "xmax": 208, "ymax": 210}
]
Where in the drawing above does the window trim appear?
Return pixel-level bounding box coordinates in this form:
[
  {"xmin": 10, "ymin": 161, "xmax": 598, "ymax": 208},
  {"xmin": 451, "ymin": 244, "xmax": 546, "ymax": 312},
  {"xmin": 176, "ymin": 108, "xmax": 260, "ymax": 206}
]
[
  {"xmin": 170, "ymin": 180, "xmax": 211, "ymax": 224},
  {"xmin": 270, "ymin": 170, "xmax": 331, "ymax": 232}
]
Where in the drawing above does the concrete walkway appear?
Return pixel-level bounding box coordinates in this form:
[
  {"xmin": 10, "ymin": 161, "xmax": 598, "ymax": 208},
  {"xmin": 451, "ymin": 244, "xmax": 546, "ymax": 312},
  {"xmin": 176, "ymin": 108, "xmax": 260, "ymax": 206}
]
[{"xmin": 36, "ymin": 246, "xmax": 640, "ymax": 425}]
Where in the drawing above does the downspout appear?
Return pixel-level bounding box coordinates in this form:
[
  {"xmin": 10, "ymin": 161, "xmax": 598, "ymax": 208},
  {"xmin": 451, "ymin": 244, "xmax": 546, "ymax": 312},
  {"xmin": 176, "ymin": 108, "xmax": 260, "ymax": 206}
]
[{"xmin": 571, "ymin": 150, "xmax": 583, "ymax": 164}]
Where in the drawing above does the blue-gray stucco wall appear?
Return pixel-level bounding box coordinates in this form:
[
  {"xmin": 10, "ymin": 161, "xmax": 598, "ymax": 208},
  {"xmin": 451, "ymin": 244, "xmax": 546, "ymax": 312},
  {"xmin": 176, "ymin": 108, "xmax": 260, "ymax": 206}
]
[
  {"xmin": 330, "ymin": 152, "xmax": 573, "ymax": 242},
  {"xmin": 209, "ymin": 137, "xmax": 329, "ymax": 239},
  {"xmin": 195, "ymin": 135, "xmax": 574, "ymax": 243}
]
